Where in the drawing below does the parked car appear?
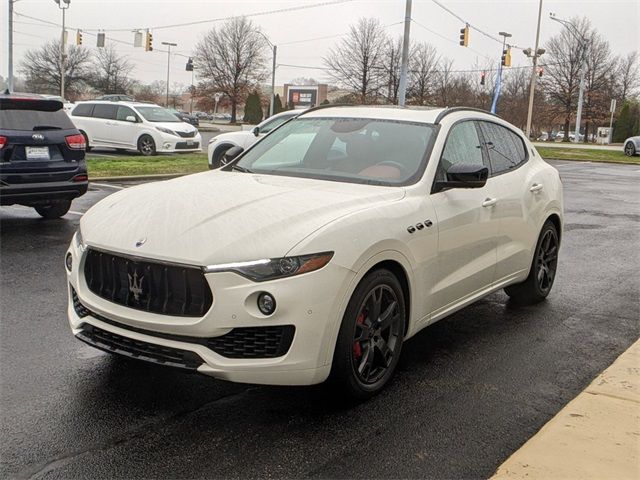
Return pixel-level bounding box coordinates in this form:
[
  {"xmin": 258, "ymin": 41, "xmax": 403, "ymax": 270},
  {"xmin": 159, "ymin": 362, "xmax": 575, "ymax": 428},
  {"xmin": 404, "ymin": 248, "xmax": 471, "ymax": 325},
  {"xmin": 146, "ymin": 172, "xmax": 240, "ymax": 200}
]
[
  {"xmin": 207, "ymin": 109, "xmax": 301, "ymax": 168},
  {"xmin": 0, "ymin": 93, "xmax": 88, "ymax": 218},
  {"xmin": 95, "ymin": 94, "xmax": 135, "ymax": 102},
  {"xmin": 167, "ymin": 108, "xmax": 199, "ymax": 127},
  {"xmin": 623, "ymin": 136, "xmax": 640, "ymax": 156},
  {"xmin": 70, "ymin": 101, "xmax": 202, "ymax": 156},
  {"xmin": 67, "ymin": 106, "xmax": 563, "ymax": 399},
  {"xmin": 194, "ymin": 111, "xmax": 213, "ymax": 121}
]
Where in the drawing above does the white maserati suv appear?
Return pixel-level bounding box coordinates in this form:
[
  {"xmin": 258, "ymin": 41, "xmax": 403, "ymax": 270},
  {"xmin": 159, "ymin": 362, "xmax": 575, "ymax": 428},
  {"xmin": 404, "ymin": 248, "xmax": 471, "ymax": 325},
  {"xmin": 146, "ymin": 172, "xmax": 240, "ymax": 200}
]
[{"xmin": 66, "ymin": 106, "xmax": 563, "ymax": 399}]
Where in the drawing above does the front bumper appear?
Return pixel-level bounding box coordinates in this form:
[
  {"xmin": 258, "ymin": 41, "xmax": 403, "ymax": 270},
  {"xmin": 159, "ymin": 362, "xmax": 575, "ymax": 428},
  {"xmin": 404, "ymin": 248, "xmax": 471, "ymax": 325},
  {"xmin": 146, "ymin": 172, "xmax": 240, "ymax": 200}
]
[
  {"xmin": 66, "ymin": 240, "xmax": 355, "ymax": 385},
  {"xmin": 157, "ymin": 133, "xmax": 202, "ymax": 153}
]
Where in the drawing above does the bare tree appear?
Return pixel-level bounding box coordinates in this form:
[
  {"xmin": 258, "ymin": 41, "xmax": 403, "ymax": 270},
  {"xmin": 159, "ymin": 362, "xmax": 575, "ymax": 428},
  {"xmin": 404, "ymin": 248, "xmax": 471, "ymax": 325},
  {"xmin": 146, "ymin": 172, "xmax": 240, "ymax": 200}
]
[
  {"xmin": 87, "ymin": 44, "xmax": 135, "ymax": 95},
  {"xmin": 433, "ymin": 58, "xmax": 473, "ymax": 107},
  {"xmin": 19, "ymin": 40, "xmax": 91, "ymax": 100},
  {"xmin": 194, "ymin": 16, "xmax": 267, "ymax": 123},
  {"xmin": 381, "ymin": 36, "xmax": 403, "ymax": 104},
  {"xmin": 616, "ymin": 51, "xmax": 640, "ymax": 102},
  {"xmin": 407, "ymin": 42, "xmax": 439, "ymax": 105},
  {"xmin": 288, "ymin": 77, "xmax": 320, "ymax": 86},
  {"xmin": 133, "ymin": 80, "xmax": 166, "ymax": 103},
  {"xmin": 324, "ymin": 18, "xmax": 388, "ymax": 104}
]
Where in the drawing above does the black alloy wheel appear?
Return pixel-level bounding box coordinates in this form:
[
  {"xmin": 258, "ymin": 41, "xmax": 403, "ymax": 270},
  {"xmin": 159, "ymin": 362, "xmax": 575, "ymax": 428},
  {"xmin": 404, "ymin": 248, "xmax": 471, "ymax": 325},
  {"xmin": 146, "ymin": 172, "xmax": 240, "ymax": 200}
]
[
  {"xmin": 624, "ymin": 142, "xmax": 636, "ymax": 157},
  {"xmin": 138, "ymin": 135, "xmax": 156, "ymax": 156},
  {"xmin": 504, "ymin": 220, "xmax": 559, "ymax": 304},
  {"xmin": 211, "ymin": 145, "xmax": 233, "ymax": 169},
  {"xmin": 330, "ymin": 269, "xmax": 406, "ymax": 400}
]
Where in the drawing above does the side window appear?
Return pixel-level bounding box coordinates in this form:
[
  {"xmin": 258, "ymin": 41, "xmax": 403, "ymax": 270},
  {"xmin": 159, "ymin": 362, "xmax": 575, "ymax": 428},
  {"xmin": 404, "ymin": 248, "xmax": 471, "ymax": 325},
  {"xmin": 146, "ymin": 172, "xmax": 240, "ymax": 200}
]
[
  {"xmin": 260, "ymin": 114, "xmax": 293, "ymax": 134},
  {"xmin": 72, "ymin": 103, "xmax": 93, "ymax": 117},
  {"xmin": 116, "ymin": 106, "xmax": 138, "ymax": 122},
  {"xmin": 437, "ymin": 121, "xmax": 485, "ymax": 181},
  {"xmin": 478, "ymin": 122, "xmax": 527, "ymax": 175},
  {"xmin": 92, "ymin": 104, "xmax": 117, "ymax": 120}
]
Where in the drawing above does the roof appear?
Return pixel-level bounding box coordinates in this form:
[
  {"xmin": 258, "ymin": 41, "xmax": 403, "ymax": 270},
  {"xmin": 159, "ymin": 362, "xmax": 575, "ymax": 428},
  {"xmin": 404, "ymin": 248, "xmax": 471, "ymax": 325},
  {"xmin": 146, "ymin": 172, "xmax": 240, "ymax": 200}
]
[{"xmin": 75, "ymin": 100, "xmax": 161, "ymax": 108}]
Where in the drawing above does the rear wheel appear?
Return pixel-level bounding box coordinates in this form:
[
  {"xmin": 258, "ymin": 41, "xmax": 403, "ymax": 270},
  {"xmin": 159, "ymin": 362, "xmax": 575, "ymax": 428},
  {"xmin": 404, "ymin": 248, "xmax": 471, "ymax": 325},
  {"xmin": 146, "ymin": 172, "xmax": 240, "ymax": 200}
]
[
  {"xmin": 624, "ymin": 142, "xmax": 636, "ymax": 157},
  {"xmin": 138, "ymin": 135, "xmax": 156, "ymax": 156},
  {"xmin": 329, "ymin": 269, "xmax": 406, "ymax": 400},
  {"xmin": 504, "ymin": 220, "xmax": 559, "ymax": 304},
  {"xmin": 34, "ymin": 200, "xmax": 72, "ymax": 219}
]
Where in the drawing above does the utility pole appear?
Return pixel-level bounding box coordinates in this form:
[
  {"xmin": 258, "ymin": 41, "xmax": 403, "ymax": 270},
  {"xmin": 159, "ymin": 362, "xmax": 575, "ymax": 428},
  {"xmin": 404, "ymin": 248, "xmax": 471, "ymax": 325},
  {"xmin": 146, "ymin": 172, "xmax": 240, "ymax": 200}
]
[
  {"xmin": 255, "ymin": 31, "xmax": 276, "ymax": 116},
  {"xmin": 8, "ymin": 0, "xmax": 14, "ymax": 91},
  {"xmin": 398, "ymin": 0, "xmax": 412, "ymax": 106},
  {"xmin": 54, "ymin": 0, "xmax": 71, "ymax": 99},
  {"xmin": 525, "ymin": 0, "xmax": 544, "ymax": 139},
  {"xmin": 550, "ymin": 14, "xmax": 588, "ymax": 143},
  {"xmin": 161, "ymin": 41, "xmax": 177, "ymax": 107}
]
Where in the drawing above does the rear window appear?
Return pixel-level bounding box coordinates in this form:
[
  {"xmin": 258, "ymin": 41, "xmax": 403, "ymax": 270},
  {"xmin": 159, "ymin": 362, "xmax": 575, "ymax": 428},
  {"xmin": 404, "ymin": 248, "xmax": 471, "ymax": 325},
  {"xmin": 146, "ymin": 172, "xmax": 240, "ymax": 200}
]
[
  {"xmin": 93, "ymin": 104, "xmax": 117, "ymax": 119},
  {"xmin": 72, "ymin": 103, "xmax": 93, "ymax": 117},
  {"xmin": 0, "ymin": 109, "xmax": 75, "ymax": 131}
]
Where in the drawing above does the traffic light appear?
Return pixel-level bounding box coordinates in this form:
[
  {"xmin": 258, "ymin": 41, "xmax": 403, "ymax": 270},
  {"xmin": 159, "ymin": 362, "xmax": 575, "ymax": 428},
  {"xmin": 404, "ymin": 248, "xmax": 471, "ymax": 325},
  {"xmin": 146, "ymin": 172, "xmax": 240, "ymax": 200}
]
[
  {"xmin": 145, "ymin": 30, "xmax": 153, "ymax": 52},
  {"xmin": 186, "ymin": 57, "xmax": 194, "ymax": 72},
  {"xmin": 538, "ymin": 66, "xmax": 544, "ymax": 77},
  {"xmin": 96, "ymin": 32, "xmax": 105, "ymax": 48},
  {"xmin": 480, "ymin": 71, "xmax": 486, "ymax": 85},
  {"xmin": 459, "ymin": 25, "xmax": 469, "ymax": 47},
  {"xmin": 76, "ymin": 29, "xmax": 83, "ymax": 46},
  {"xmin": 501, "ymin": 47, "xmax": 512, "ymax": 67}
]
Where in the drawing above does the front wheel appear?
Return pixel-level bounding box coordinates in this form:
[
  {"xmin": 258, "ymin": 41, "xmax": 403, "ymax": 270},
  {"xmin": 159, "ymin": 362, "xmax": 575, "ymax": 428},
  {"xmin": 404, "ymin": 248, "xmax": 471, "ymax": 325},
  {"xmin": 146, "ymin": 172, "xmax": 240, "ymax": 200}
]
[
  {"xmin": 210, "ymin": 144, "xmax": 232, "ymax": 169},
  {"xmin": 34, "ymin": 200, "xmax": 72, "ymax": 219},
  {"xmin": 138, "ymin": 135, "xmax": 156, "ymax": 156},
  {"xmin": 329, "ymin": 269, "xmax": 406, "ymax": 400},
  {"xmin": 624, "ymin": 142, "xmax": 636, "ymax": 157},
  {"xmin": 504, "ymin": 220, "xmax": 559, "ymax": 304}
]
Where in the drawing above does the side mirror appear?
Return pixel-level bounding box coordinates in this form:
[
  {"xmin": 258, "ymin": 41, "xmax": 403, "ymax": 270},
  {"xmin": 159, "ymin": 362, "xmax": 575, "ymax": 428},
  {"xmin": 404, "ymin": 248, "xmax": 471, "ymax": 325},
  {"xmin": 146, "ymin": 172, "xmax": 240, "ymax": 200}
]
[
  {"xmin": 434, "ymin": 163, "xmax": 488, "ymax": 192},
  {"xmin": 224, "ymin": 146, "xmax": 244, "ymax": 163},
  {"xmin": 252, "ymin": 126, "xmax": 260, "ymax": 137},
  {"xmin": 125, "ymin": 115, "xmax": 137, "ymax": 123}
]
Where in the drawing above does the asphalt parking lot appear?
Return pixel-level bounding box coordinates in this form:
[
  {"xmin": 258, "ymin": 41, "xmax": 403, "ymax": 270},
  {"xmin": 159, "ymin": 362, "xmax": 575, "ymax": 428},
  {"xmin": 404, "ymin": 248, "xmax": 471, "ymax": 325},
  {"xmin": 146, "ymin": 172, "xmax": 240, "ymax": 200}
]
[{"xmin": 1, "ymin": 160, "xmax": 638, "ymax": 479}]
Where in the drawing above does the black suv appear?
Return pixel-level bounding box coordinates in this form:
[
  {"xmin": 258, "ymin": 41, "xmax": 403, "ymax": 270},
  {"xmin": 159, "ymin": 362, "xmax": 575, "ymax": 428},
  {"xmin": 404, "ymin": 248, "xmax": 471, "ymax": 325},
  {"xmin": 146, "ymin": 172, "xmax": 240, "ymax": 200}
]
[{"xmin": 0, "ymin": 93, "xmax": 88, "ymax": 219}]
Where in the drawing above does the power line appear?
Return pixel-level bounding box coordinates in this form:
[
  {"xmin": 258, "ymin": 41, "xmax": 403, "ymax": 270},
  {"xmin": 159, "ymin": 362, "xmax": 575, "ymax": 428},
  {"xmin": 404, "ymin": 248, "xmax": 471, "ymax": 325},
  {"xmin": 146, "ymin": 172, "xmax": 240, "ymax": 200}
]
[
  {"xmin": 411, "ymin": 19, "xmax": 493, "ymax": 62},
  {"xmin": 279, "ymin": 21, "xmax": 404, "ymax": 47}
]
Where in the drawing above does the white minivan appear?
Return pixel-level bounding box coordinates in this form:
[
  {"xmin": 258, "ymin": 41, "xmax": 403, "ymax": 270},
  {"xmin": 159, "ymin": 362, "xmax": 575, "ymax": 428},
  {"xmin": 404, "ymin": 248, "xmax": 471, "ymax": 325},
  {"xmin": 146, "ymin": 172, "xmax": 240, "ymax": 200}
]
[{"xmin": 70, "ymin": 101, "xmax": 202, "ymax": 156}]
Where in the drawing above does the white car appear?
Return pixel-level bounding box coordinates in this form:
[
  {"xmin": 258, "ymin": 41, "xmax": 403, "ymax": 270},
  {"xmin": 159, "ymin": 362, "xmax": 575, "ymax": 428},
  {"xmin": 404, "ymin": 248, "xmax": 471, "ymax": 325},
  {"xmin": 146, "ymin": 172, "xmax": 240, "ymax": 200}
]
[
  {"xmin": 66, "ymin": 106, "xmax": 563, "ymax": 399},
  {"xmin": 623, "ymin": 136, "xmax": 640, "ymax": 156},
  {"xmin": 70, "ymin": 101, "xmax": 202, "ymax": 156},
  {"xmin": 207, "ymin": 109, "xmax": 300, "ymax": 168}
]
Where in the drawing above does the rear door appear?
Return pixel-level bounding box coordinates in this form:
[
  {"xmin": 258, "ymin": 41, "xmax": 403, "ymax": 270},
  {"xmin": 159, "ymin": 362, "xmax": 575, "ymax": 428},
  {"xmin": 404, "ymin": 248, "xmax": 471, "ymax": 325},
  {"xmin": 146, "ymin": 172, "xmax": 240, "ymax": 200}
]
[
  {"xmin": 90, "ymin": 104, "xmax": 118, "ymax": 145},
  {"xmin": 109, "ymin": 106, "xmax": 141, "ymax": 148}
]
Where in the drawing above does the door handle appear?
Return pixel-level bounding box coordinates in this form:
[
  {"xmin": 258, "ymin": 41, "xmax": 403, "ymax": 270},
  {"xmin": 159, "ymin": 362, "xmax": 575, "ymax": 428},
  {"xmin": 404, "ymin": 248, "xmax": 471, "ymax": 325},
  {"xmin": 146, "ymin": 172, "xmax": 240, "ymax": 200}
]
[
  {"xmin": 482, "ymin": 198, "xmax": 497, "ymax": 208},
  {"xmin": 530, "ymin": 183, "xmax": 544, "ymax": 192}
]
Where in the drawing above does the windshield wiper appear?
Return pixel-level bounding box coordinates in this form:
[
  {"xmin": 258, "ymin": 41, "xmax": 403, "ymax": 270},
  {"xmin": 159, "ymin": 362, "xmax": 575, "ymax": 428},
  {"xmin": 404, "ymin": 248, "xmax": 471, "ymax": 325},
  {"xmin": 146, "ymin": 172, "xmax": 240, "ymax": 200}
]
[{"xmin": 231, "ymin": 165, "xmax": 253, "ymax": 173}]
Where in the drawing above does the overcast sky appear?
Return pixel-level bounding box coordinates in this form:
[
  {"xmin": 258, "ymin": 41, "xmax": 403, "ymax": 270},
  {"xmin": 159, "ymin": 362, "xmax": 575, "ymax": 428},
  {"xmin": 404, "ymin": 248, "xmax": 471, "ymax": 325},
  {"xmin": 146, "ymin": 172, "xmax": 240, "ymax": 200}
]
[{"xmin": 2, "ymin": 0, "xmax": 639, "ymax": 89}]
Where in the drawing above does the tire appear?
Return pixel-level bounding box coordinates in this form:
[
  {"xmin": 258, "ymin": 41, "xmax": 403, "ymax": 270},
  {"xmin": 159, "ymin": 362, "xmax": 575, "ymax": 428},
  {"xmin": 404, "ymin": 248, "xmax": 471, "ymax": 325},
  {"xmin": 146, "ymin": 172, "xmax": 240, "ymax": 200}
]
[
  {"xmin": 329, "ymin": 268, "xmax": 406, "ymax": 400},
  {"xmin": 210, "ymin": 144, "xmax": 233, "ymax": 169},
  {"xmin": 34, "ymin": 200, "xmax": 72, "ymax": 219},
  {"xmin": 80, "ymin": 131, "xmax": 92, "ymax": 152},
  {"xmin": 624, "ymin": 142, "xmax": 636, "ymax": 157},
  {"xmin": 137, "ymin": 135, "xmax": 156, "ymax": 156},
  {"xmin": 504, "ymin": 220, "xmax": 559, "ymax": 305}
]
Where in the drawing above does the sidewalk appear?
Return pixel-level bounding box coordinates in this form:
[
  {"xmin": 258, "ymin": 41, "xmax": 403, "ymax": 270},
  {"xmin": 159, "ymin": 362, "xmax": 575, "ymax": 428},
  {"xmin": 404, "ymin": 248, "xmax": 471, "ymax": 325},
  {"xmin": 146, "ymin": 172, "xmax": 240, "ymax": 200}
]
[{"xmin": 492, "ymin": 339, "xmax": 640, "ymax": 480}]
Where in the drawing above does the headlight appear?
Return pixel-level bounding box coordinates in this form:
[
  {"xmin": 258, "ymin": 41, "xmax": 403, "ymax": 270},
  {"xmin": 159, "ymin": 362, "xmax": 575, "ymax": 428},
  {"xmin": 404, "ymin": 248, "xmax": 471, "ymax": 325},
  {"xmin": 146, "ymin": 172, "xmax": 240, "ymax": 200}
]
[
  {"xmin": 156, "ymin": 126, "xmax": 177, "ymax": 136},
  {"xmin": 75, "ymin": 226, "xmax": 85, "ymax": 251},
  {"xmin": 208, "ymin": 137, "xmax": 218, "ymax": 144},
  {"xmin": 204, "ymin": 252, "xmax": 334, "ymax": 281}
]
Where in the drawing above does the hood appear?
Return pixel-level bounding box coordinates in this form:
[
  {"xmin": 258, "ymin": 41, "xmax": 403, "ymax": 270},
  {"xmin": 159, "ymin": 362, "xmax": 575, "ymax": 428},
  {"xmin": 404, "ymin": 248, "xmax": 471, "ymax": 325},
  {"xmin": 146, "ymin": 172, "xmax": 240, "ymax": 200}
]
[
  {"xmin": 81, "ymin": 171, "xmax": 405, "ymax": 266},
  {"xmin": 154, "ymin": 121, "xmax": 197, "ymax": 134}
]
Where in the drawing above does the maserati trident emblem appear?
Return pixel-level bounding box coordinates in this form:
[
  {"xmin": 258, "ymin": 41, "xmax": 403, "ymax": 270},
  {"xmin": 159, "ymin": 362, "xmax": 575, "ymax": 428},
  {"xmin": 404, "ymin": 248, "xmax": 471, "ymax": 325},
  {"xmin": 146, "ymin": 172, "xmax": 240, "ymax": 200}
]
[
  {"xmin": 135, "ymin": 237, "xmax": 147, "ymax": 247},
  {"xmin": 31, "ymin": 133, "xmax": 44, "ymax": 141},
  {"xmin": 128, "ymin": 271, "xmax": 144, "ymax": 301}
]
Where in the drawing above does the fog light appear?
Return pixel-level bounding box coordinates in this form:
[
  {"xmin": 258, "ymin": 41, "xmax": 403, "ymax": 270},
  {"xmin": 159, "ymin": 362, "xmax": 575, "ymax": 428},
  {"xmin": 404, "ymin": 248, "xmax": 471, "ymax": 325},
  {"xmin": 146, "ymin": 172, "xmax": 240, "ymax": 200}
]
[
  {"xmin": 257, "ymin": 292, "xmax": 276, "ymax": 315},
  {"xmin": 163, "ymin": 142, "xmax": 172, "ymax": 149},
  {"xmin": 65, "ymin": 252, "xmax": 73, "ymax": 272}
]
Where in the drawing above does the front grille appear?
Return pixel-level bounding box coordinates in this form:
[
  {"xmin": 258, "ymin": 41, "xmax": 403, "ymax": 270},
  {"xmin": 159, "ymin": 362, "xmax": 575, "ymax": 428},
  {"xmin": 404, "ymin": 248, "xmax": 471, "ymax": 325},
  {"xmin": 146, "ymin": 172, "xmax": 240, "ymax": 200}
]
[
  {"xmin": 76, "ymin": 324, "xmax": 204, "ymax": 370},
  {"xmin": 175, "ymin": 141, "xmax": 199, "ymax": 150},
  {"xmin": 207, "ymin": 326, "xmax": 295, "ymax": 359},
  {"xmin": 71, "ymin": 287, "xmax": 90, "ymax": 317},
  {"xmin": 176, "ymin": 131, "xmax": 196, "ymax": 138},
  {"xmin": 83, "ymin": 249, "xmax": 213, "ymax": 317}
]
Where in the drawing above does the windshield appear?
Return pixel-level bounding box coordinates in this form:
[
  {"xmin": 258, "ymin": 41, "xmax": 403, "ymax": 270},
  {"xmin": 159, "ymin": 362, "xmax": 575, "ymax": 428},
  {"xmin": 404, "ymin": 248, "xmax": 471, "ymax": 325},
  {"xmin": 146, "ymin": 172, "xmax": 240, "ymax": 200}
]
[
  {"xmin": 136, "ymin": 106, "xmax": 181, "ymax": 123},
  {"xmin": 234, "ymin": 117, "xmax": 436, "ymax": 185}
]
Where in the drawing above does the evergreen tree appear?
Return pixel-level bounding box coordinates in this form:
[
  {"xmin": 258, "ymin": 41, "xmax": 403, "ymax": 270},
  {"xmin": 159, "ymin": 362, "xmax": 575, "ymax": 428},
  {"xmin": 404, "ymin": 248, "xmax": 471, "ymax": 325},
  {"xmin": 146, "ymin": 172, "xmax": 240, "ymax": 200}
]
[
  {"xmin": 613, "ymin": 101, "xmax": 640, "ymax": 142},
  {"xmin": 321, "ymin": 99, "xmax": 330, "ymax": 105},
  {"xmin": 272, "ymin": 94, "xmax": 284, "ymax": 114},
  {"xmin": 243, "ymin": 91, "xmax": 263, "ymax": 124}
]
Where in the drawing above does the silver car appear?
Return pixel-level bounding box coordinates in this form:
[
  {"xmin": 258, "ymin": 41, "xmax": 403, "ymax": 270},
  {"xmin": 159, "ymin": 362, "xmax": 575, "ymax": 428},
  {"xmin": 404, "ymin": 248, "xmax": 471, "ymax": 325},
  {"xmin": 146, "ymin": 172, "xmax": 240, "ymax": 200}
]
[{"xmin": 624, "ymin": 136, "xmax": 640, "ymax": 156}]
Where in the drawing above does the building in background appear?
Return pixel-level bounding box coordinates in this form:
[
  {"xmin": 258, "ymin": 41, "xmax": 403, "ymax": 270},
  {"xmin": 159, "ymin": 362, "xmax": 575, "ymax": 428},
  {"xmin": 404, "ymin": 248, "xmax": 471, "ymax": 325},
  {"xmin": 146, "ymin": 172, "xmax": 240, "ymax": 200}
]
[{"xmin": 283, "ymin": 84, "xmax": 328, "ymax": 109}]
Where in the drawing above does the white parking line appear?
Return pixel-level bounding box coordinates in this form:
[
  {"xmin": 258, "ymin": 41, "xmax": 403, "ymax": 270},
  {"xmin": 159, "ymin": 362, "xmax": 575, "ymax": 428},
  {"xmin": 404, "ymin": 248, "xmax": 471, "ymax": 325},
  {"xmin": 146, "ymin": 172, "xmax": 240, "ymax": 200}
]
[{"xmin": 90, "ymin": 182, "xmax": 125, "ymax": 190}]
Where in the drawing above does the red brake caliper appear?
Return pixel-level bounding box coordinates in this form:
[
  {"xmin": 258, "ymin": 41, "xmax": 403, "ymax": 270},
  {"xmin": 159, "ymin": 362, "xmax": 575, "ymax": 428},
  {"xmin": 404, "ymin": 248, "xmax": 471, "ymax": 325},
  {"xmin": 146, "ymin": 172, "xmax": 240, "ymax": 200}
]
[{"xmin": 353, "ymin": 313, "xmax": 365, "ymax": 359}]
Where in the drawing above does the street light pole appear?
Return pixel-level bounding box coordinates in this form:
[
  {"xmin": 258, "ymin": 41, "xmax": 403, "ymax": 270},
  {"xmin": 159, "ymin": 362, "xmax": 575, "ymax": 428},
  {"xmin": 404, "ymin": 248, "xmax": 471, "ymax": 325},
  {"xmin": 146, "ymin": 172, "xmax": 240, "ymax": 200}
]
[
  {"xmin": 525, "ymin": 0, "xmax": 544, "ymax": 139},
  {"xmin": 550, "ymin": 14, "xmax": 588, "ymax": 143},
  {"xmin": 54, "ymin": 0, "xmax": 70, "ymax": 99},
  {"xmin": 255, "ymin": 31, "xmax": 276, "ymax": 117},
  {"xmin": 161, "ymin": 41, "xmax": 177, "ymax": 107}
]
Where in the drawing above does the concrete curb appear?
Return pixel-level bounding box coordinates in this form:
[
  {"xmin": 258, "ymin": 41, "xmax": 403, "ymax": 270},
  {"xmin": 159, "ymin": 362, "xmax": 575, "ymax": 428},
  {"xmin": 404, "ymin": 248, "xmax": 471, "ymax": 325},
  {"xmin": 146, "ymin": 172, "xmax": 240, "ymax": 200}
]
[
  {"xmin": 90, "ymin": 173, "xmax": 191, "ymax": 182},
  {"xmin": 541, "ymin": 157, "xmax": 639, "ymax": 165},
  {"xmin": 491, "ymin": 338, "xmax": 640, "ymax": 479}
]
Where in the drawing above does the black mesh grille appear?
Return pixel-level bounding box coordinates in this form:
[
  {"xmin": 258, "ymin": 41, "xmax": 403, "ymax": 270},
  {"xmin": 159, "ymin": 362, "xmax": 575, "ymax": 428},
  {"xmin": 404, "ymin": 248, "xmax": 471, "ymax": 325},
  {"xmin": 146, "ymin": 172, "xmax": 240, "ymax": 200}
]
[
  {"xmin": 176, "ymin": 131, "xmax": 196, "ymax": 138},
  {"xmin": 76, "ymin": 324, "xmax": 204, "ymax": 370},
  {"xmin": 83, "ymin": 249, "xmax": 213, "ymax": 317},
  {"xmin": 71, "ymin": 287, "xmax": 90, "ymax": 317},
  {"xmin": 207, "ymin": 326, "xmax": 295, "ymax": 359},
  {"xmin": 175, "ymin": 141, "xmax": 199, "ymax": 150}
]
